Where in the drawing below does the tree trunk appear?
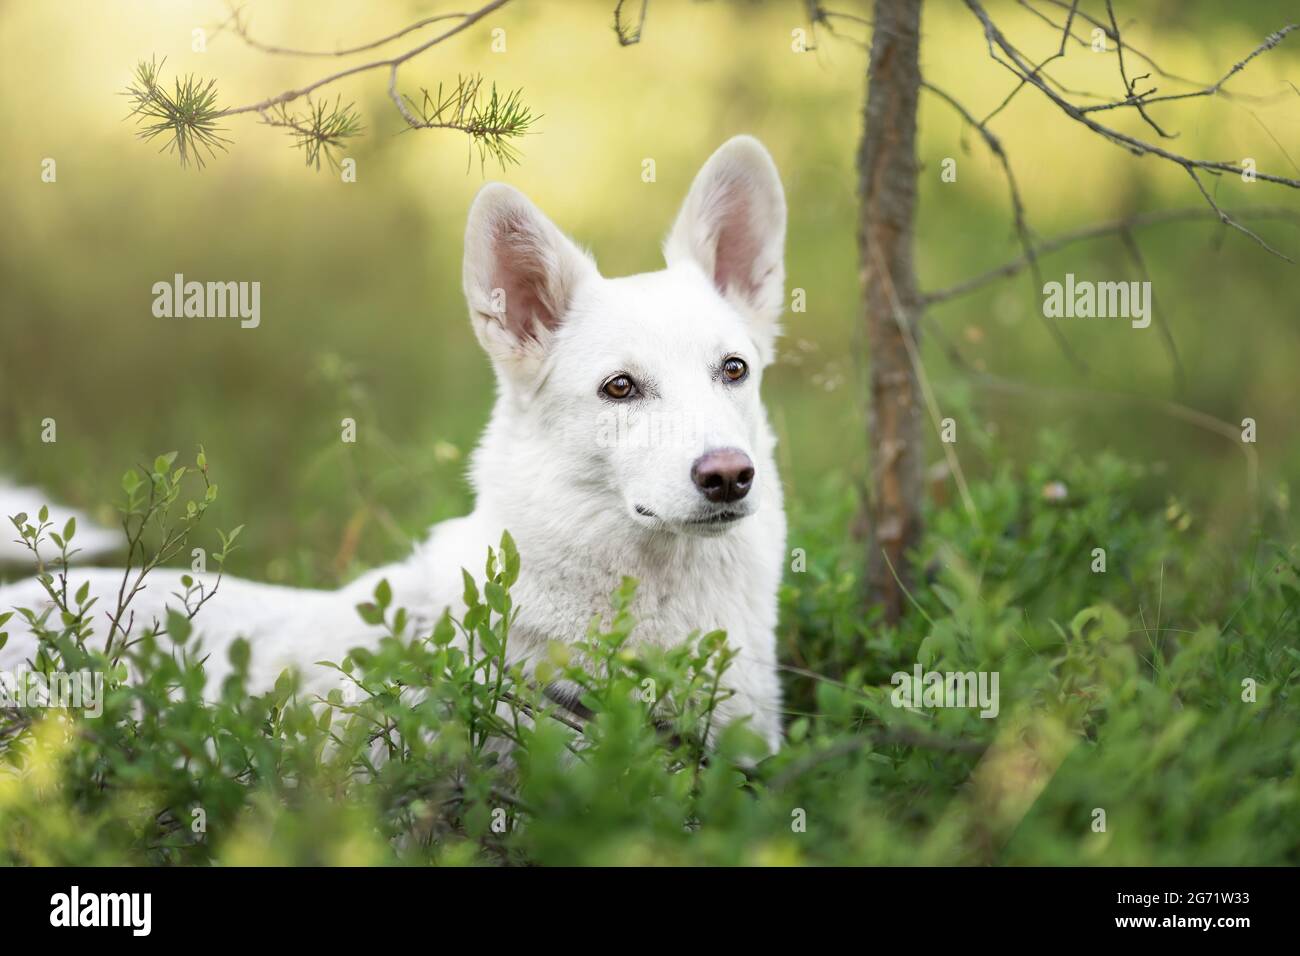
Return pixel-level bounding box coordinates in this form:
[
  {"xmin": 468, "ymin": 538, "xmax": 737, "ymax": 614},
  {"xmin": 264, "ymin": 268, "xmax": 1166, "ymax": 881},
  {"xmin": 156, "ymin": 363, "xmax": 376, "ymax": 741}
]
[{"xmin": 858, "ymin": 0, "xmax": 924, "ymax": 624}]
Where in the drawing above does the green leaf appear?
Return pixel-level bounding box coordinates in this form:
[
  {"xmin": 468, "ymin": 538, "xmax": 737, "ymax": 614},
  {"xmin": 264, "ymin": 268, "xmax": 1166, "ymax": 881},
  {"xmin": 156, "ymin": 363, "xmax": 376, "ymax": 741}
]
[
  {"xmin": 477, "ymin": 622, "xmax": 500, "ymax": 657},
  {"xmin": 432, "ymin": 610, "xmax": 455, "ymax": 646},
  {"xmin": 788, "ymin": 717, "xmax": 810, "ymax": 744},
  {"xmin": 464, "ymin": 605, "xmax": 488, "ymax": 632},
  {"xmin": 485, "ymin": 581, "xmax": 510, "ymax": 615},
  {"xmin": 501, "ymin": 530, "xmax": 520, "ymax": 586},
  {"xmin": 462, "ymin": 568, "xmax": 480, "ymax": 608},
  {"xmin": 166, "ymin": 608, "xmax": 192, "ymax": 645},
  {"xmin": 356, "ymin": 602, "xmax": 384, "ymax": 626},
  {"xmin": 374, "ymin": 578, "xmax": 392, "ymax": 610},
  {"xmin": 228, "ymin": 637, "xmax": 251, "ymax": 670},
  {"xmin": 273, "ymin": 670, "xmax": 294, "ymax": 708}
]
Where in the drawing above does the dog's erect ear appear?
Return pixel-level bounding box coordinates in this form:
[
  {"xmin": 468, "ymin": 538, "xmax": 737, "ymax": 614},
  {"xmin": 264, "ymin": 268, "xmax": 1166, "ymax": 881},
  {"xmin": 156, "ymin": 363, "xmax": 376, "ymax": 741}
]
[
  {"xmin": 463, "ymin": 183, "xmax": 598, "ymax": 381},
  {"xmin": 664, "ymin": 136, "xmax": 787, "ymax": 357}
]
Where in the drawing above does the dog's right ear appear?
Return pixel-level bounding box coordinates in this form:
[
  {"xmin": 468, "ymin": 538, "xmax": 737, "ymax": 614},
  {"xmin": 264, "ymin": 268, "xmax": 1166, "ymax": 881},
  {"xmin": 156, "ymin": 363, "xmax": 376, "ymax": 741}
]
[{"xmin": 463, "ymin": 183, "xmax": 598, "ymax": 383}]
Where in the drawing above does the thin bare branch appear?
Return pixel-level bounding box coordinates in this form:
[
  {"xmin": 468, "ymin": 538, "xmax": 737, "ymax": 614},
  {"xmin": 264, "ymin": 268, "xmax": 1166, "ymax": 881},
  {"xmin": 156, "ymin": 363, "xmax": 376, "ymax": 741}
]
[
  {"xmin": 1080, "ymin": 22, "xmax": 1298, "ymax": 117},
  {"xmin": 217, "ymin": 0, "xmax": 512, "ymax": 117},
  {"xmin": 1056, "ymin": 0, "xmax": 1078, "ymax": 56},
  {"xmin": 222, "ymin": 4, "xmax": 472, "ymax": 58},
  {"xmin": 1183, "ymin": 165, "xmax": 1294, "ymax": 262},
  {"xmin": 923, "ymin": 81, "xmax": 1085, "ymax": 369},
  {"xmin": 1116, "ymin": 226, "xmax": 1183, "ymax": 390},
  {"xmin": 923, "ymin": 206, "xmax": 1300, "ymax": 305},
  {"xmin": 1103, "ymin": 0, "xmax": 1174, "ymax": 138},
  {"xmin": 965, "ymin": 372, "xmax": 1259, "ymax": 510},
  {"xmin": 805, "ymin": 2, "xmax": 871, "ymax": 50},
  {"xmin": 613, "ymin": 0, "xmax": 649, "ymax": 46},
  {"xmin": 963, "ymin": 0, "xmax": 1300, "ymax": 262}
]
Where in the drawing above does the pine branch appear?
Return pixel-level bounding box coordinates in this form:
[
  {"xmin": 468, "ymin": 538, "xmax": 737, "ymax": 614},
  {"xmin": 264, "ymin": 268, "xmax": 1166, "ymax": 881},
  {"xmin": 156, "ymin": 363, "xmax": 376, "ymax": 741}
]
[
  {"xmin": 260, "ymin": 96, "xmax": 364, "ymax": 171},
  {"xmin": 397, "ymin": 74, "xmax": 537, "ymax": 171},
  {"xmin": 120, "ymin": 0, "xmax": 518, "ymax": 173},
  {"xmin": 121, "ymin": 57, "xmax": 230, "ymax": 169}
]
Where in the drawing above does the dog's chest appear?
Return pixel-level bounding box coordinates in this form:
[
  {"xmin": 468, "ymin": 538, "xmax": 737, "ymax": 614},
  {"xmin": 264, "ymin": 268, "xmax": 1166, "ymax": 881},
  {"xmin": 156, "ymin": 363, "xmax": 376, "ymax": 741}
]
[{"xmin": 507, "ymin": 517, "xmax": 781, "ymax": 659}]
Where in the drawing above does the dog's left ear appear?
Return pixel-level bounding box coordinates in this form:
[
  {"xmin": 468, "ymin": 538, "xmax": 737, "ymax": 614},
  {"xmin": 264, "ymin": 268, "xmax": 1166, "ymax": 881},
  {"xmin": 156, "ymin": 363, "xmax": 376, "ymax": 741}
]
[{"xmin": 664, "ymin": 136, "xmax": 787, "ymax": 360}]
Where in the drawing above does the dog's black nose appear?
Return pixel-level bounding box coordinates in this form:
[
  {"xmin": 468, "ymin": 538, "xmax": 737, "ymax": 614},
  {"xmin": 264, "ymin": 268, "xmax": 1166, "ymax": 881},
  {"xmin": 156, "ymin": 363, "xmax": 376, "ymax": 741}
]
[{"xmin": 691, "ymin": 448, "xmax": 754, "ymax": 504}]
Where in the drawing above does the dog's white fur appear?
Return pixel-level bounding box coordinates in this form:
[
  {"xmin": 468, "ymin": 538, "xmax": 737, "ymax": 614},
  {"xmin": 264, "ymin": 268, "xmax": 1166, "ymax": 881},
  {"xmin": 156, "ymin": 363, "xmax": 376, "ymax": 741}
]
[{"xmin": 0, "ymin": 136, "xmax": 788, "ymax": 751}]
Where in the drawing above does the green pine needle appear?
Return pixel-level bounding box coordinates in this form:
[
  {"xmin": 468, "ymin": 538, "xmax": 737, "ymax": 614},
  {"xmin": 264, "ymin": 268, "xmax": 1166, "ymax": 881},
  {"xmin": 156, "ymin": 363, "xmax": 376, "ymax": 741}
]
[
  {"xmin": 122, "ymin": 57, "xmax": 230, "ymax": 170},
  {"xmin": 263, "ymin": 96, "xmax": 364, "ymax": 171},
  {"xmin": 404, "ymin": 74, "xmax": 538, "ymax": 172}
]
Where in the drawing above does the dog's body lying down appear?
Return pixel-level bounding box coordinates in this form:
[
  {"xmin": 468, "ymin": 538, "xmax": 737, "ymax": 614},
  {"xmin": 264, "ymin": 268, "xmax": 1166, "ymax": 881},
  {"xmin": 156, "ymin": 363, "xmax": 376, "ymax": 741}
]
[{"xmin": 0, "ymin": 136, "xmax": 789, "ymax": 752}]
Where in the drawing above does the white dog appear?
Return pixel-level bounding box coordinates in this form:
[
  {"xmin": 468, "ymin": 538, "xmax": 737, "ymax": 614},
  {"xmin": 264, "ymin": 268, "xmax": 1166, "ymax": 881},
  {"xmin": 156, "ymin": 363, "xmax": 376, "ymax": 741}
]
[{"xmin": 0, "ymin": 136, "xmax": 789, "ymax": 751}]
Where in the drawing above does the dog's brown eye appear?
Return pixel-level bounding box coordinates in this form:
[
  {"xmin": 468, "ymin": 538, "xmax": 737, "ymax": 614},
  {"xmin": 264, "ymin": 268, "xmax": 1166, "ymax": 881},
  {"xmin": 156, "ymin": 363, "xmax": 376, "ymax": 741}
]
[
  {"xmin": 601, "ymin": 375, "xmax": 637, "ymax": 400},
  {"xmin": 722, "ymin": 357, "xmax": 749, "ymax": 382}
]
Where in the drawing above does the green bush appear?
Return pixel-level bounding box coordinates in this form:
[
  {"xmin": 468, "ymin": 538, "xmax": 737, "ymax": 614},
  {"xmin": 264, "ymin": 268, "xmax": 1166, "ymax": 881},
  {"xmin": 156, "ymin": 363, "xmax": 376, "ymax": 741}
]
[{"xmin": 1, "ymin": 441, "xmax": 1297, "ymax": 865}]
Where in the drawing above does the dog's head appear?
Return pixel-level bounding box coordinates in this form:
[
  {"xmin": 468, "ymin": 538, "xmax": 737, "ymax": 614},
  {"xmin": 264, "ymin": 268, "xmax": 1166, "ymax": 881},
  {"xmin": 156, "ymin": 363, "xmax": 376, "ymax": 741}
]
[{"xmin": 463, "ymin": 136, "xmax": 786, "ymax": 536}]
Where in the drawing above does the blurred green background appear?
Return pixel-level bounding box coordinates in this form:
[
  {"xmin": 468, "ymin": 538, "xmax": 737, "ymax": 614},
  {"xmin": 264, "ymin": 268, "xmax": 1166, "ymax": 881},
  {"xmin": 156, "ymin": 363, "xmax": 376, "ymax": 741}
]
[{"xmin": 2, "ymin": 0, "xmax": 1297, "ymax": 586}]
